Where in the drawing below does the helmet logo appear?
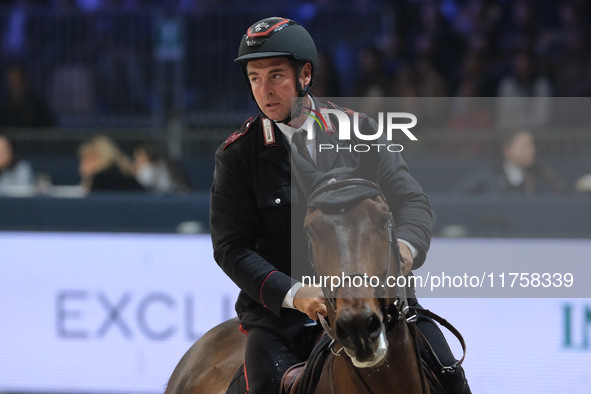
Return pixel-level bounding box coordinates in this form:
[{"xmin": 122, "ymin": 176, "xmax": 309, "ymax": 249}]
[
  {"xmin": 254, "ymin": 22, "xmax": 269, "ymax": 32},
  {"xmin": 246, "ymin": 37, "xmax": 262, "ymax": 47},
  {"xmin": 245, "ymin": 19, "xmax": 288, "ymax": 47}
]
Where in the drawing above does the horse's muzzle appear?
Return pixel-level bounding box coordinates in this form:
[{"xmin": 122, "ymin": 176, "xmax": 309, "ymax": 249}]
[{"xmin": 335, "ymin": 305, "xmax": 388, "ymax": 367}]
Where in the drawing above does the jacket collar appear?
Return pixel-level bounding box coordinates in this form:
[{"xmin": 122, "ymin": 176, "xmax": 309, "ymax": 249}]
[{"xmin": 257, "ymin": 97, "xmax": 343, "ymax": 172}]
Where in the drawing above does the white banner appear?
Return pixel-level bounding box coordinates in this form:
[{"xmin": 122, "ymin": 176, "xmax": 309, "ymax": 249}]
[
  {"xmin": 0, "ymin": 232, "xmax": 239, "ymax": 393},
  {"xmin": 0, "ymin": 233, "xmax": 589, "ymax": 393}
]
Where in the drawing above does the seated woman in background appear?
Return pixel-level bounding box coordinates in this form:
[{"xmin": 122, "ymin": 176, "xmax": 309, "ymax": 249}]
[
  {"xmin": 456, "ymin": 129, "xmax": 563, "ymax": 195},
  {"xmin": 0, "ymin": 134, "xmax": 35, "ymax": 190},
  {"xmin": 133, "ymin": 141, "xmax": 190, "ymax": 193},
  {"xmin": 78, "ymin": 135, "xmax": 144, "ymax": 194}
]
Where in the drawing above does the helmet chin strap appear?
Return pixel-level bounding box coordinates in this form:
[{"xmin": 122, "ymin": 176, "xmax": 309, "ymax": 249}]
[{"xmin": 277, "ymin": 81, "xmax": 309, "ymax": 125}]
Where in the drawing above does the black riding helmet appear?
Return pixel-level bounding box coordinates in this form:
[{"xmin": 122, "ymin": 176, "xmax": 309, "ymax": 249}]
[{"xmin": 235, "ymin": 17, "xmax": 318, "ymax": 98}]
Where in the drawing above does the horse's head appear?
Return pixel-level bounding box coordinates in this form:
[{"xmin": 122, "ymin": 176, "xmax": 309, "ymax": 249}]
[
  {"xmin": 304, "ymin": 177, "xmax": 395, "ymax": 368},
  {"xmin": 292, "ymin": 142, "xmax": 408, "ymax": 368}
]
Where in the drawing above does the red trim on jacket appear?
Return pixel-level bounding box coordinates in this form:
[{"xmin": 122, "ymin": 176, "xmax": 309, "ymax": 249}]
[
  {"xmin": 238, "ymin": 323, "xmax": 249, "ymax": 336},
  {"xmin": 223, "ymin": 117, "xmax": 253, "ymax": 150},
  {"xmin": 243, "ymin": 361, "xmax": 250, "ymax": 393},
  {"xmin": 259, "ymin": 270, "xmax": 278, "ymax": 308}
]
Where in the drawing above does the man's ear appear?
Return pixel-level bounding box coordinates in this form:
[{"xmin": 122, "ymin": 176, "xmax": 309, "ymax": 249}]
[{"xmin": 300, "ymin": 62, "xmax": 312, "ymax": 89}]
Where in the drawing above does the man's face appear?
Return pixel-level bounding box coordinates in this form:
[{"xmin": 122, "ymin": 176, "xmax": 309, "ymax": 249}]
[{"xmin": 246, "ymin": 57, "xmax": 310, "ymax": 122}]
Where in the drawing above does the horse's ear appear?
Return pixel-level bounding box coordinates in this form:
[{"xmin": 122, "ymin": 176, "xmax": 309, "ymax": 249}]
[{"xmin": 355, "ymin": 150, "xmax": 380, "ymax": 182}]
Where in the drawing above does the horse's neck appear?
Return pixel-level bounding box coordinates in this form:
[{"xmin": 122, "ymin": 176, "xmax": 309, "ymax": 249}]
[
  {"xmin": 357, "ymin": 323, "xmax": 426, "ymax": 393},
  {"xmin": 386, "ymin": 322, "xmax": 424, "ymax": 375},
  {"xmin": 320, "ymin": 323, "xmax": 428, "ymax": 394}
]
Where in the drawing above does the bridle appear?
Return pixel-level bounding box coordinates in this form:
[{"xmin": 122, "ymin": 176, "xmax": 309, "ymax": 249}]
[
  {"xmin": 299, "ymin": 176, "xmax": 466, "ymax": 394},
  {"xmin": 304, "ymin": 178, "xmax": 416, "ymax": 337}
]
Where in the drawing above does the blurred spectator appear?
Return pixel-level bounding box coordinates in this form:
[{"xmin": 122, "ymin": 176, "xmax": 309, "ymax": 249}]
[
  {"xmin": 353, "ymin": 45, "xmax": 390, "ymax": 98},
  {"xmin": 1, "ymin": 0, "xmax": 31, "ymax": 61},
  {"xmin": 0, "ymin": 134, "xmax": 34, "ymax": 189},
  {"xmin": 455, "ymin": 49, "xmax": 496, "ymax": 96},
  {"xmin": 378, "ymin": 30, "xmax": 405, "ymax": 76},
  {"xmin": 574, "ymin": 153, "xmax": 591, "ymax": 193},
  {"xmin": 415, "ymin": 0, "xmax": 466, "ymax": 92},
  {"xmin": 553, "ymin": 27, "xmax": 591, "ymax": 97},
  {"xmin": 93, "ymin": 8, "xmax": 151, "ymax": 115},
  {"xmin": 310, "ymin": 48, "xmax": 340, "ymax": 97},
  {"xmin": 574, "ymin": 173, "xmax": 591, "ymax": 193},
  {"xmin": 445, "ymin": 51, "xmax": 495, "ymax": 156},
  {"xmin": 498, "ymin": 49, "xmax": 552, "ymax": 97},
  {"xmin": 78, "ymin": 135, "xmax": 143, "ymax": 194},
  {"xmin": 456, "ymin": 129, "xmax": 562, "ymax": 195},
  {"xmin": 499, "ymin": 0, "xmax": 539, "ymax": 53},
  {"xmin": 446, "ymin": 94, "xmax": 494, "ymax": 156},
  {"xmin": 390, "ymin": 55, "xmax": 448, "ymax": 128},
  {"xmin": 413, "ymin": 54, "xmax": 448, "ymax": 96},
  {"xmin": 496, "ymin": 50, "xmax": 552, "ymax": 129},
  {"xmin": 133, "ymin": 141, "xmax": 190, "ymax": 193},
  {"xmin": 0, "ymin": 62, "xmax": 56, "ymax": 128}
]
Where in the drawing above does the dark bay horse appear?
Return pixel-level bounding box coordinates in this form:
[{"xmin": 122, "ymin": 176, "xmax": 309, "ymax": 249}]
[
  {"xmin": 165, "ymin": 152, "xmax": 459, "ymax": 393},
  {"xmin": 295, "ymin": 175, "xmax": 430, "ymax": 393}
]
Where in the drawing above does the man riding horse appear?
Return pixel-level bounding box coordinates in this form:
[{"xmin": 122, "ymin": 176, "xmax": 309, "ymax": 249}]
[{"xmin": 209, "ymin": 16, "xmax": 471, "ymax": 393}]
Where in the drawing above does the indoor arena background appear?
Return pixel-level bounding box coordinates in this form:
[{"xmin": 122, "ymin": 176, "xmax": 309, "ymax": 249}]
[{"xmin": 0, "ymin": 1, "xmax": 590, "ymax": 393}]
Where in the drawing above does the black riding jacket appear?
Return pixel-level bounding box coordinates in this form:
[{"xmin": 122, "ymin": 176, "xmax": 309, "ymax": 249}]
[{"xmin": 210, "ymin": 98, "xmax": 433, "ymax": 337}]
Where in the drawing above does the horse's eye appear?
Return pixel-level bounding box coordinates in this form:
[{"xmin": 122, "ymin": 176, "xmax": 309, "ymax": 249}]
[
  {"xmin": 304, "ymin": 228, "xmax": 316, "ymax": 241},
  {"xmin": 378, "ymin": 214, "xmax": 391, "ymax": 230}
]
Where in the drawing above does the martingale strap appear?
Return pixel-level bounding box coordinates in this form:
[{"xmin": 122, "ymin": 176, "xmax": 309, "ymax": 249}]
[{"xmin": 413, "ymin": 307, "xmax": 467, "ymax": 372}]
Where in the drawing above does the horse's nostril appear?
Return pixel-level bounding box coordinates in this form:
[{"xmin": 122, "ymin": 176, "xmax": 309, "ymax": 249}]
[
  {"xmin": 335, "ymin": 320, "xmax": 352, "ymax": 346},
  {"xmin": 366, "ymin": 314, "xmax": 382, "ymax": 342}
]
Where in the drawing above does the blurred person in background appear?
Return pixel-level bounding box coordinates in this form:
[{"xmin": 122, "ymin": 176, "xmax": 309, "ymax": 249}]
[
  {"xmin": 133, "ymin": 141, "xmax": 190, "ymax": 193},
  {"xmin": 78, "ymin": 135, "xmax": 143, "ymax": 194},
  {"xmin": 496, "ymin": 50, "xmax": 552, "ymax": 129},
  {"xmin": 309, "ymin": 48, "xmax": 340, "ymax": 97},
  {"xmin": 0, "ymin": 134, "xmax": 34, "ymax": 189},
  {"xmin": 352, "ymin": 44, "xmax": 390, "ymax": 98},
  {"xmin": 456, "ymin": 129, "xmax": 562, "ymax": 195},
  {"xmin": 0, "ymin": 62, "xmax": 56, "ymax": 128},
  {"xmin": 574, "ymin": 152, "xmax": 591, "ymax": 193}
]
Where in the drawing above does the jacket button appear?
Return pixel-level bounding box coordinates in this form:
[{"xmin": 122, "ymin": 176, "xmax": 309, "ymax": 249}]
[{"xmin": 274, "ymin": 198, "xmax": 281, "ymax": 205}]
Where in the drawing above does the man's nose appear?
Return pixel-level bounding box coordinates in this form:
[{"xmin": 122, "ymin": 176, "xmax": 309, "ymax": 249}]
[{"xmin": 261, "ymin": 78, "xmax": 273, "ymax": 95}]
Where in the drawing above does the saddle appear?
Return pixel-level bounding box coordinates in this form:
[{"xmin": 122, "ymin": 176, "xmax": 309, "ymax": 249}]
[
  {"xmin": 224, "ymin": 334, "xmax": 332, "ymax": 394},
  {"xmin": 280, "ymin": 334, "xmax": 332, "ymax": 394}
]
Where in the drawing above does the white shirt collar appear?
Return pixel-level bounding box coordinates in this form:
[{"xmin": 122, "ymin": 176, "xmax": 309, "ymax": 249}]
[
  {"xmin": 275, "ymin": 96, "xmax": 317, "ymax": 164},
  {"xmin": 274, "ymin": 96, "xmax": 316, "ymax": 143},
  {"xmin": 503, "ymin": 161, "xmax": 526, "ymax": 186}
]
